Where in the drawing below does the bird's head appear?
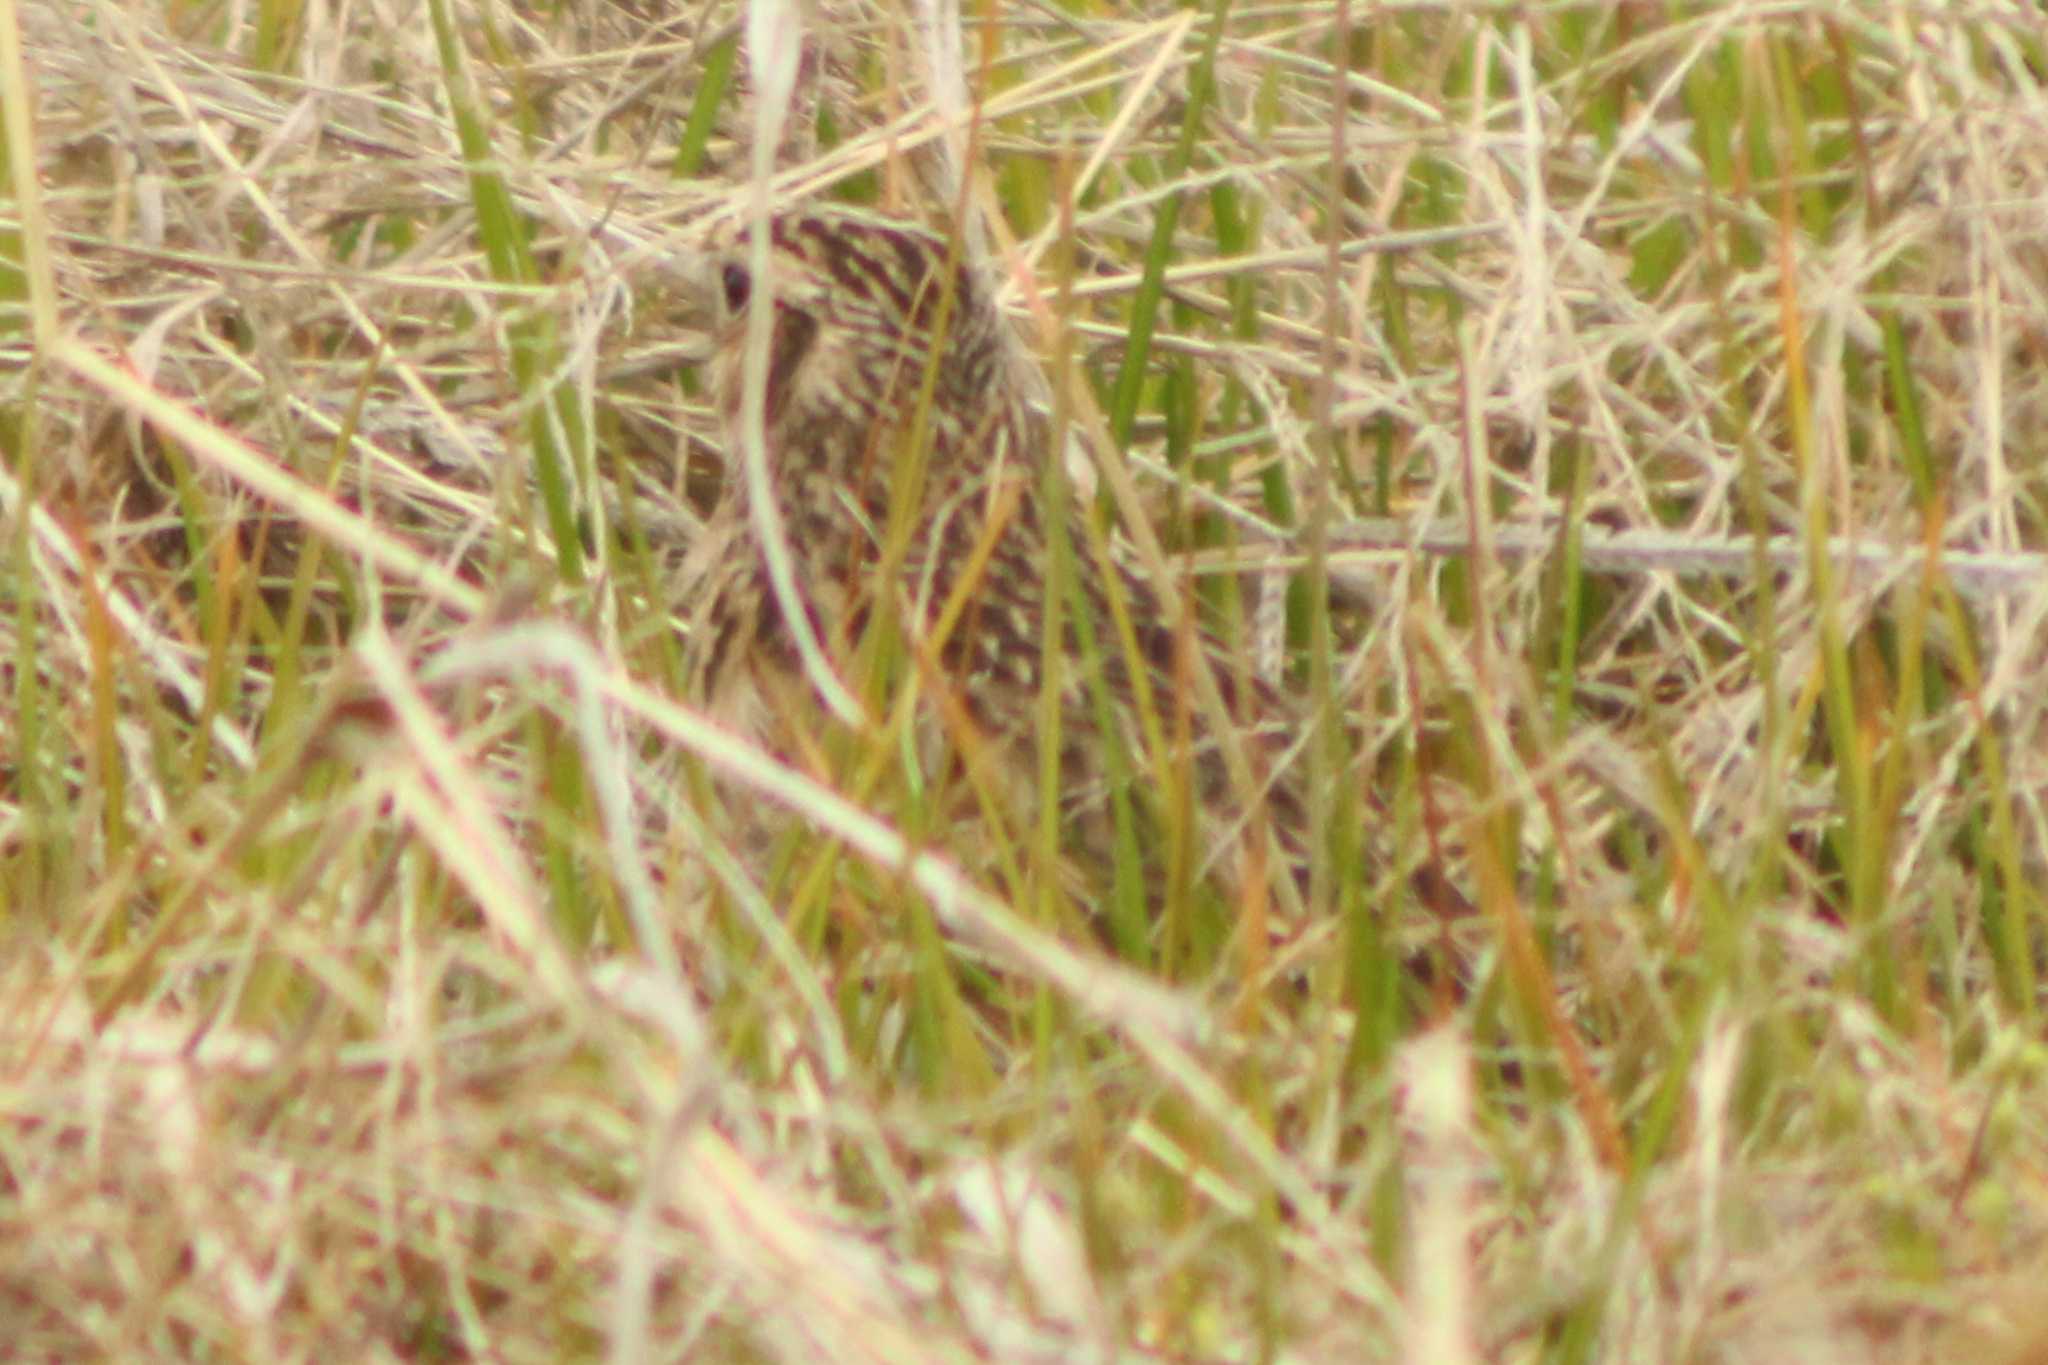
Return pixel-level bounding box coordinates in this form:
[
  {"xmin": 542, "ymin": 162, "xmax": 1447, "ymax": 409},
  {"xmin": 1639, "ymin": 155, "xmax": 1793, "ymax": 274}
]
[{"xmin": 702, "ymin": 207, "xmax": 1007, "ymax": 486}]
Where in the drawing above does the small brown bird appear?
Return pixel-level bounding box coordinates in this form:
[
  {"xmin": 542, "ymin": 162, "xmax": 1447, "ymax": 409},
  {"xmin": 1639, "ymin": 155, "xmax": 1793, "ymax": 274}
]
[{"xmin": 680, "ymin": 204, "xmax": 1303, "ymax": 911}]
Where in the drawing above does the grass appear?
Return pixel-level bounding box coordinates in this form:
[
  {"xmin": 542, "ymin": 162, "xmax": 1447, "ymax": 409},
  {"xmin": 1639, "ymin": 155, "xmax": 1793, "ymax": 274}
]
[{"xmin": 5, "ymin": 0, "xmax": 2048, "ymax": 1359}]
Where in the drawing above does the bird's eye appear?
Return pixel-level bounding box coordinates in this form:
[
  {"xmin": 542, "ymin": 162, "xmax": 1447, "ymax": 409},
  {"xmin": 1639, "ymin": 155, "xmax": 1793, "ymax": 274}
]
[{"xmin": 720, "ymin": 262, "xmax": 751, "ymax": 314}]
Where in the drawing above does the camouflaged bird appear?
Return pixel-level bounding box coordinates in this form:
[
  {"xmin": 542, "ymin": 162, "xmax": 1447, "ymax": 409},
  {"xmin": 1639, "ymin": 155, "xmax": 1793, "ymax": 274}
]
[
  {"xmin": 686, "ymin": 208, "xmax": 1048, "ymax": 722},
  {"xmin": 681, "ymin": 204, "xmax": 1300, "ymax": 893}
]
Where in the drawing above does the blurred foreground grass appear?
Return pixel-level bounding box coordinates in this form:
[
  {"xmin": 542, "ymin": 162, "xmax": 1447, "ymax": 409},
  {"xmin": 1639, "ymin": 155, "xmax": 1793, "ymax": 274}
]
[{"xmin": 2, "ymin": 2, "xmax": 2048, "ymax": 1359}]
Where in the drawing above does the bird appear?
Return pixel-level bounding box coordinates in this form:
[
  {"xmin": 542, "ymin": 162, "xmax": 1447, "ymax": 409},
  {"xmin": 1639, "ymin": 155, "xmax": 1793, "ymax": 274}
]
[
  {"xmin": 683, "ymin": 206, "xmax": 1048, "ymax": 728},
  {"xmin": 676, "ymin": 203, "xmax": 1311, "ymax": 922}
]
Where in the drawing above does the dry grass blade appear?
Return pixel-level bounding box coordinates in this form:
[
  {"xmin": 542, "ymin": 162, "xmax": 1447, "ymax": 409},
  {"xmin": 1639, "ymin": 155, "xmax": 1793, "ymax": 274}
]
[{"xmin": 9, "ymin": 2, "xmax": 2048, "ymax": 1360}]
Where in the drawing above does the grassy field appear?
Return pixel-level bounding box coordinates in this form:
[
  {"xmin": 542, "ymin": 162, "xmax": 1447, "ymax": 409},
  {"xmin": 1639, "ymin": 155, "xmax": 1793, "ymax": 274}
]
[{"xmin": 5, "ymin": 1, "xmax": 2048, "ymax": 1359}]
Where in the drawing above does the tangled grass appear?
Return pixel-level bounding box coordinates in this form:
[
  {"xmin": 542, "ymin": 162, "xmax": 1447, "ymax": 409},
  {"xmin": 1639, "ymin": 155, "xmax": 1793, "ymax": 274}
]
[{"xmin": 4, "ymin": 1, "xmax": 2048, "ymax": 1359}]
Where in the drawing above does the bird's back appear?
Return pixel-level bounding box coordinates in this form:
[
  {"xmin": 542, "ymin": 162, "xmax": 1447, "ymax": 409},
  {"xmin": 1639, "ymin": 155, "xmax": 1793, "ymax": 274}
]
[{"xmin": 683, "ymin": 205, "xmax": 1299, "ymax": 890}]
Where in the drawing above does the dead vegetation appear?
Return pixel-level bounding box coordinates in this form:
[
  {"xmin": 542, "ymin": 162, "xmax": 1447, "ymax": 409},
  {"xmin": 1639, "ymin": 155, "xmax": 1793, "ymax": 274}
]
[{"xmin": 4, "ymin": 0, "xmax": 2048, "ymax": 1360}]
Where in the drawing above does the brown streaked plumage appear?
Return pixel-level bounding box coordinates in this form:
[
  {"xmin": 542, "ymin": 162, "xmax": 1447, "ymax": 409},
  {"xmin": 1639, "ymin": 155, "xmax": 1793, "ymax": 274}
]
[{"xmin": 679, "ymin": 204, "xmax": 1300, "ymax": 894}]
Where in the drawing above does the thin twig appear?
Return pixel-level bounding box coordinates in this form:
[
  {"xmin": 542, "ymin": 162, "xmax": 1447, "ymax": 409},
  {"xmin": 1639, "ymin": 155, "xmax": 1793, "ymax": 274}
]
[{"xmin": 1183, "ymin": 518, "xmax": 2048, "ymax": 605}]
